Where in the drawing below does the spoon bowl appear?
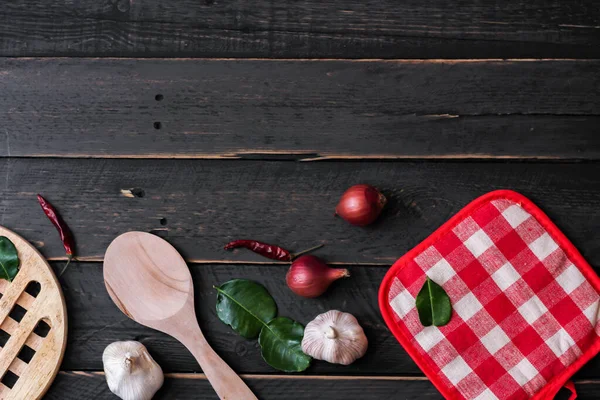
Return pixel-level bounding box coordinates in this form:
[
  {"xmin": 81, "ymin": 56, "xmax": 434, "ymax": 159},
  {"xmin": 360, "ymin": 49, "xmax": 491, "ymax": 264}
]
[
  {"xmin": 104, "ymin": 231, "xmax": 258, "ymax": 400},
  {"xmin": 105, "ymin": 231, "xmax": 191, "ymax": 323}
]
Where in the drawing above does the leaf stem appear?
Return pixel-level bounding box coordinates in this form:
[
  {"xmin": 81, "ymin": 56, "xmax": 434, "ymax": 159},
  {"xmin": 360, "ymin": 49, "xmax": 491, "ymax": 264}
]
[
  {"xmin": 427, "ymin": 277, "xmax": 434, "ymax": 314},
  {"xmin": 58, "ymin": 256, "xmax": 72, "ymax": 277},
  {"xmin": 290, "ymin": 244, "xmax": 324, "ymax": 260}
]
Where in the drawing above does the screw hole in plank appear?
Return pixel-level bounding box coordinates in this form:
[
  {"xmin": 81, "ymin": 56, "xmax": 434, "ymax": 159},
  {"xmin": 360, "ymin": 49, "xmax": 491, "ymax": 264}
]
[
  {"xmin": 153, "ymin": 122, "xmax": 162, "ymax": 130},
  {"xmin": 160, "ymin": 218, "xmax": 167, "ymax": 226},
  {"xmin": 116, "ymin": 0, "xmax": 130, "ymax": 12},
  {"xmin": 155, "ymin": 94, "xmax": 164, "ymax": 101}
]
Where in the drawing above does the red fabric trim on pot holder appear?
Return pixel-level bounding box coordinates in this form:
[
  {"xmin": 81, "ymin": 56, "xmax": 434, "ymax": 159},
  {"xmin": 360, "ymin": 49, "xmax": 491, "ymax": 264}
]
[{"xmin": 379, "ymin": 190, "xmax": 600, "ymax": 400}]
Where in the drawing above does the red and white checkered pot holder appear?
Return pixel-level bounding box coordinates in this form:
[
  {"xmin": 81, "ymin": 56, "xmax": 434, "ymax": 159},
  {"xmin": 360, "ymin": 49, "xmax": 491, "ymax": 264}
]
[{"xmin": 379, "ymin": 190, "xmax": 600, "ymax": 400}]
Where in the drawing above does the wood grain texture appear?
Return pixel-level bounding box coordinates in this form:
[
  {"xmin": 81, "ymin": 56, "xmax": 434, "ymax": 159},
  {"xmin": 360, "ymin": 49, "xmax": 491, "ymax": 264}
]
[
  {"xmin": 104, "ymin": 232, "xmax": 258, "ymax": 400},
  {"xmin": 42, "ymin": 372, "xmax": 585, "ymax": 399},
  {"xmin": 54, "ymin": 262, "xmax": 600, "ymax": 379},
  {"xmin": 0, "ymin": 227, "xmax": 67, "ymax": 400},
  {"xmin": 1, "ymin": 1, "xmax": 599, "ymax": 58},
  {"xmin": 44, "ymin": 373, "xmax": 441, "ymax": 399},
  {"xmin": 1, "ymin": 58, "xmax": 599, "ymax": 159},
  {"xmin": 3, "ymin": 1, "xmax": 599, "ymax": 398},
  {"xmin": 1, "ymin": 159, "xmax": 599, "ymax": 265}
]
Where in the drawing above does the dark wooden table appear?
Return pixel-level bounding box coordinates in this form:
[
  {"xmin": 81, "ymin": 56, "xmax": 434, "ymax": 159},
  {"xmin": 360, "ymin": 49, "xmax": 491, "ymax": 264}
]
[{"xmin": 1, "ymin": 1, "xmax": 599, "ymax": 399}]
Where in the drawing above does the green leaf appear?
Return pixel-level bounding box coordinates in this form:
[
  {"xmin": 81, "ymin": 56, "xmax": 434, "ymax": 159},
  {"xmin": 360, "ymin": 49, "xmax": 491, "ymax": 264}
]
[
  {"xmin": 416, "ymin": 277, "xmax": 452, "ymax": 327},
  {"xmin": 214, "ymin": 279, "xmax": 311, "ymax": 372},
  {"xmin": 0, "ymin": 237, "xmax": 19, "ymax": 282},
  {"xmin": 259, "ymin": 317, "xmax": 312, "ymax": 372},
  {"xmin": 214, "ymin": 279, "xmax": 277, "ymax": 339}
]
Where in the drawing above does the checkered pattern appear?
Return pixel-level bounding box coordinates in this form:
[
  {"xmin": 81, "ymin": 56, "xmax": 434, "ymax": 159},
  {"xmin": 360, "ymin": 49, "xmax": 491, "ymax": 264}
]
[{"xmin": 387, "ymin": 199, "xmax": 600, "ymax": 400}]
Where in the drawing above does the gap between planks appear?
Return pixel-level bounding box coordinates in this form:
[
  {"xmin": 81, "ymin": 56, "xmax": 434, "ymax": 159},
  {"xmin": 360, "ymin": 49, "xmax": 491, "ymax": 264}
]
[
  {"xmin": 59, "ymin": 372, "xmax": 600, "ymax": 384},
  {"xmin": 2, "ymin": 154, "xmax": 581, "ymax": 161},
  {"xmin": 62, "ymin": 372, "xmax": 430, "ymax": 381},
  {"xmin": 47, "ymin": 258, "xmax": 396, "ymax": 266},
  {"xmin": 3, "ymin": 57, "xmax": 600, "ymax": 62}
]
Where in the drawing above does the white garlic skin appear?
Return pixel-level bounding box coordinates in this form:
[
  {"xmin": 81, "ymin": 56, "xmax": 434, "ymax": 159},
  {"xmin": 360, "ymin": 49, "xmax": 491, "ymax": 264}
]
[
  {"xmin": 302, "ymin": 310, "xmax": 368, "ymax": 365},
  {"xmin": 103, "ymin": 341, "xmax": 164, "ymax": 400}
]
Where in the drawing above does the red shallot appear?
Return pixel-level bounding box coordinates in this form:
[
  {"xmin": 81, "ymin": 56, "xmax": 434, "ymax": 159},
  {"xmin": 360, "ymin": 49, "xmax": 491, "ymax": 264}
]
[
  {"xmin": 286, "ymin": 255, "xmax": 350, "ymax": 298},
  {"xmin": 335, "ymin": 184, "xmax": 386, "ymax": 226}
]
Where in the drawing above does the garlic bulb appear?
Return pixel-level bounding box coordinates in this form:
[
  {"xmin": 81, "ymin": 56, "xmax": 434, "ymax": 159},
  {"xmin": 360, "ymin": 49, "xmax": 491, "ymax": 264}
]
[
  {"xmin": 103, "ymin": 341, "xmax": 164, "ymax": 400},
  {"xmin": 301, "ymin": 310, "xmax": 368, "ymax": 365}
]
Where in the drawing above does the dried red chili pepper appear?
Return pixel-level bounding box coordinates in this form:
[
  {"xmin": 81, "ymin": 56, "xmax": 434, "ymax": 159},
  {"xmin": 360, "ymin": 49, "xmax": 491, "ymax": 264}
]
[
  {"xmin": 224, "ymin": 240, "xmax": 323, "ymax": 262},
  {"xmin": 37, "ymin": 194, "xmax": 75, "ymax": 275}
]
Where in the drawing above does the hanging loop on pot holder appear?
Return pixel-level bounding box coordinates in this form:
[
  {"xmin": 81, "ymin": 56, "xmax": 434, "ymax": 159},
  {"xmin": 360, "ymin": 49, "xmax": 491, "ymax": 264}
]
[{"xmin": 562, "ymin": 381, "xmax": 577, "ymax": 400}]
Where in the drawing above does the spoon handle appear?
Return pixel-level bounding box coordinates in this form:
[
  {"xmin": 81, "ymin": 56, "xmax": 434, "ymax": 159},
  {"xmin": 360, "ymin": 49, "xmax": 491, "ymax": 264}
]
[{"xmin": 180, "ymin": 327, "xmax": 259, "ymax": 400}]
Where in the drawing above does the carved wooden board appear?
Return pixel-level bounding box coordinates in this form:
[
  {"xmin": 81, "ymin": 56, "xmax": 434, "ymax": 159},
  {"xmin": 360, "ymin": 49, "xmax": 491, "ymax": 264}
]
[{"xmin": 0, "ymin": 226, "xmax": 67, "ymax": 399}]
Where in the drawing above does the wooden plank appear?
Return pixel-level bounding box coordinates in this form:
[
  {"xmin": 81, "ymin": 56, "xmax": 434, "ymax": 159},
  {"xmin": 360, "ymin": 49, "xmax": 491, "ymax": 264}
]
[
  {"xmin": 44, "ymin": 373, "xmax": 440, "ymax": 399},
  {"xmin": 1, "ymin": 58, "xmax": 599, "ymax": 159},
  {"xmin": 56, "ymin": 262, "xmax": 600, "ymax": 379},
  {"xmin": 1, "ymin": 159, "xmax": 599, "ymax": 265},
  {"xmin": 61, "ymin": 262, "xmax": 401, "ymax": 374},
  {"xmin": 43, "ymin": 373, "xmax": 598, "ymax": 399},
  {"xmin": 1, "ymin": 1, "xmax": 599, "ymax": 58}
]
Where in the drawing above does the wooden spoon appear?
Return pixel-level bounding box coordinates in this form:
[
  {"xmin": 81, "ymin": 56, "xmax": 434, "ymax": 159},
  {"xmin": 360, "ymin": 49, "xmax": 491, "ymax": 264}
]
[{"xmin": 103, "ymin": 231, "xmax": 258, "ymax": 400}]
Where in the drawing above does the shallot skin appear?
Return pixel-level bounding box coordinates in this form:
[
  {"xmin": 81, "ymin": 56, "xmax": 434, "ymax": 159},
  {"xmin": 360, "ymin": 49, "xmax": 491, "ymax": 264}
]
[
  {"xmin": 335, "ymin": 184, "xmax": 387, "ymax": 226},
  {"xmin": 286, "ymin": 255, "xmax": 350, "ymax": 298}
]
